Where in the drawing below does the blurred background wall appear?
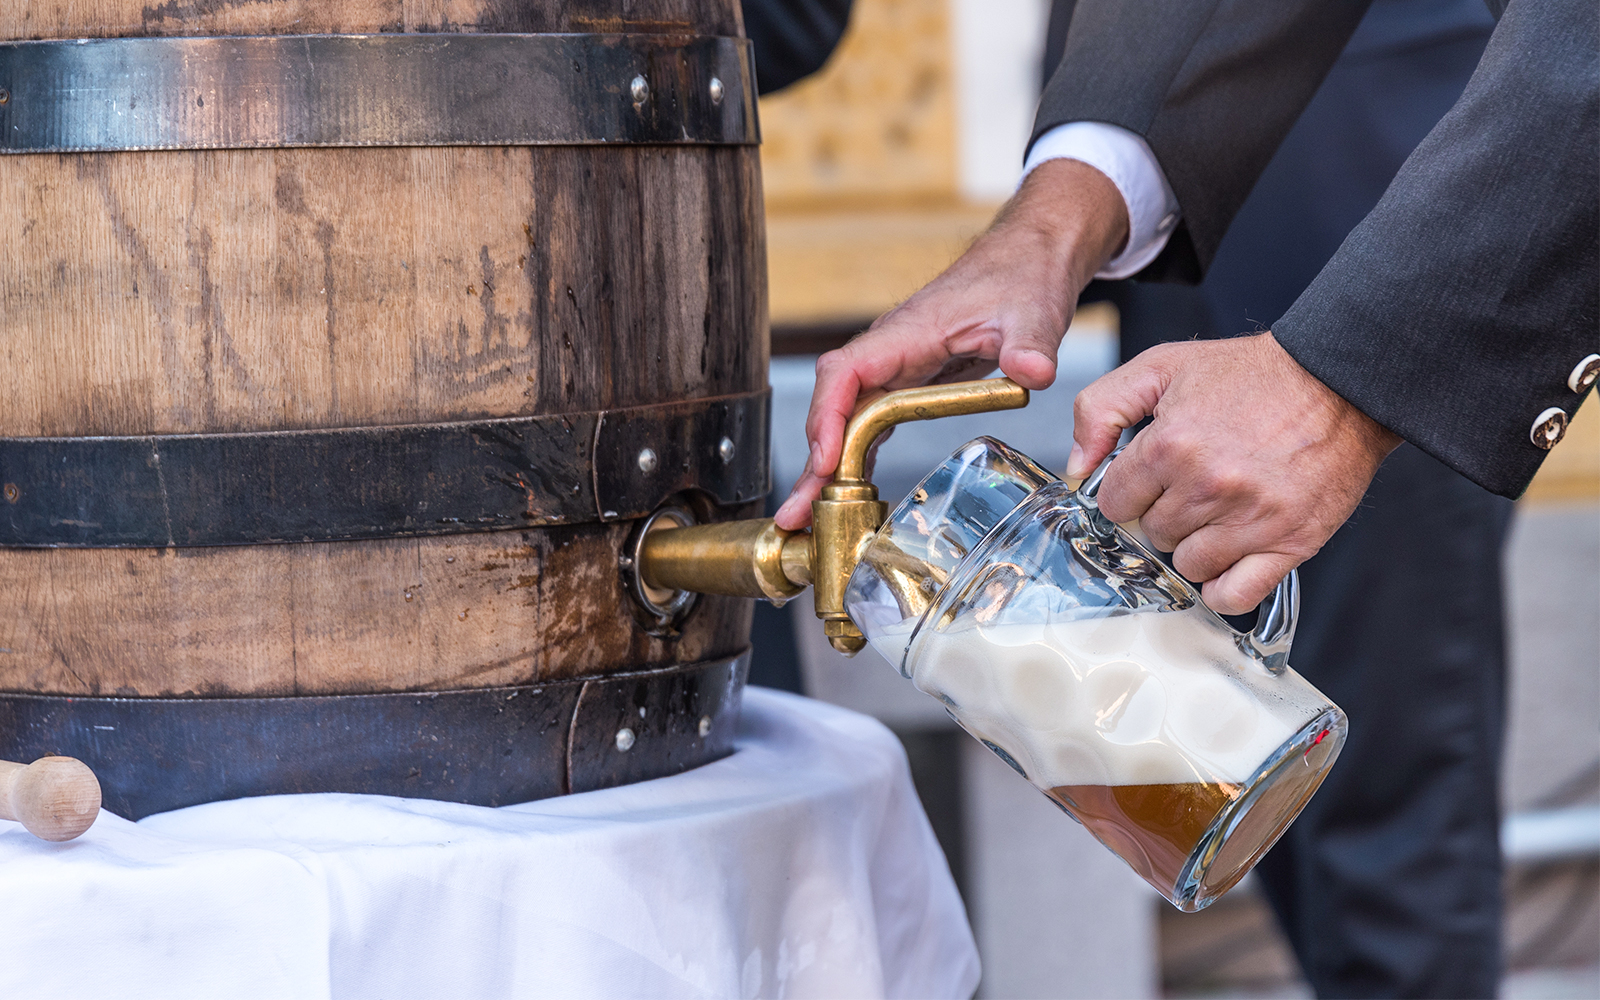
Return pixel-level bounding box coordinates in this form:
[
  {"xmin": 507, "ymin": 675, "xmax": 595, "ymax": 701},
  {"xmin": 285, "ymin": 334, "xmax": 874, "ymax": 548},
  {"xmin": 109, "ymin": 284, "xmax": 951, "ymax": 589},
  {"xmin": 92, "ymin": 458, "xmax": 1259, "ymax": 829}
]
[
  {"xmin": 753, "ymin": 2, "xmax": 1599, "ymax": 996},
  {"xmin": 760, "ymin": 0, "xmax": 1062, "ymax": 340}
]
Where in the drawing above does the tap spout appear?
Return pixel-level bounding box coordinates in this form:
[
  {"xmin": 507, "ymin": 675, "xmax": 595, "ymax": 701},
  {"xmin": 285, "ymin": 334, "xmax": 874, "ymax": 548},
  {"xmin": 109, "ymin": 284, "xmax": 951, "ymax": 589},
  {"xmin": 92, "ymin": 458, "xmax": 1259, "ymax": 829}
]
[
  {"xmin": 639, "ymin": 517, "xmax": 811, "ymax": 604},
  {"xmin": 627, "ymin": 377, "xmax": 1031, "ymax": 654}
]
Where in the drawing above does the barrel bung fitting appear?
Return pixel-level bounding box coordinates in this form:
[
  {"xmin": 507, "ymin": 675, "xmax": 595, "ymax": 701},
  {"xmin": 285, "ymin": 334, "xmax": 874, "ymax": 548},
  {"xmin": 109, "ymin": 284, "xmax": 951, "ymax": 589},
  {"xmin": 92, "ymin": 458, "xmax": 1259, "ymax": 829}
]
[{"xmin": 632, "ymin": 378, "xmax": 1029, "ymax": 654}]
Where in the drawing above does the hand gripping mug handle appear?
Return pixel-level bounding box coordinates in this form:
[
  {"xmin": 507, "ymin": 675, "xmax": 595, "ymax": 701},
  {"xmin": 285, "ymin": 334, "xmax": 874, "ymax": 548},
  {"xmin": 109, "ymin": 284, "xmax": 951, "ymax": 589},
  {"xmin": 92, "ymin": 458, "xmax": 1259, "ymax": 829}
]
[{"xmin": 1079, "ymin": 448, "xmax": 1299, "ymax": 674}]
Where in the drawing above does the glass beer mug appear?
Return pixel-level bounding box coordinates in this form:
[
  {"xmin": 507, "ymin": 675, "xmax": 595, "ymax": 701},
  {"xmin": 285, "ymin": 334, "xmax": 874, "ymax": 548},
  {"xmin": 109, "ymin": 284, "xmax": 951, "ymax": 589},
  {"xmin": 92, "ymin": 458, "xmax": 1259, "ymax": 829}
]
[{"xmin": 845, "ymin": 438, "xmax": 1346, "ymax": 911}]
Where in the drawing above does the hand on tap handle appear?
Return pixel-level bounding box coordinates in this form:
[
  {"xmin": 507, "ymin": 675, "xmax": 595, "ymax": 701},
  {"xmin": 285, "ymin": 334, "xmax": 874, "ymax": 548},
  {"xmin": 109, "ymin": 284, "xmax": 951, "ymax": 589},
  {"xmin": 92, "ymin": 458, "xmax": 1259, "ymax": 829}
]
[
  {"xmin": 0, "ymin": 755, "xmax": 102, "ymax": 841},
  {"xmin": 631, "ymin": 378, "xmax": 1030, "ymax": 654},
  {"xmin": 774, "ymin": 159, "xmax": 1128, "ymax": 531}
]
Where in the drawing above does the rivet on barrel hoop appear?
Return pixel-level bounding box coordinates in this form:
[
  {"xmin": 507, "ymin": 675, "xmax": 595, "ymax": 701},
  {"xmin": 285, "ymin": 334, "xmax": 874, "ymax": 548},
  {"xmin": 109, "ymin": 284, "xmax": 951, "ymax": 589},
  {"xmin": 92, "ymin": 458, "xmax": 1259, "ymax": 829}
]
[
  {"xmin": 709, "ymin": 77, "xmax": 724, "ymax": 105},
  {"xmin": 630, "ymin": 75, "xmax": 649, "ymax": 105},
  {"xmin": 615, "ymin": 728, "xmax": 636, "ymax": 752},
  {"xmin": 637, "ymin": 447, "xmax": 658, "ymax": 473},
  {"xmin": 718, "ymin": 437, "xmax": 736, "ymax": 463}
]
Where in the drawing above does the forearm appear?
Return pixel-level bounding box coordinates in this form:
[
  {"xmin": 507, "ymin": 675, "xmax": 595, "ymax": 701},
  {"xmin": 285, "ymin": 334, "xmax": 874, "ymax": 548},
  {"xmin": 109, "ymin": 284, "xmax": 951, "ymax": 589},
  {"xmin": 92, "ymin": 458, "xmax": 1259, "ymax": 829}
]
[{"xmin": 991, "ymin": 159, "xmax": 1130, "ymax": 298}]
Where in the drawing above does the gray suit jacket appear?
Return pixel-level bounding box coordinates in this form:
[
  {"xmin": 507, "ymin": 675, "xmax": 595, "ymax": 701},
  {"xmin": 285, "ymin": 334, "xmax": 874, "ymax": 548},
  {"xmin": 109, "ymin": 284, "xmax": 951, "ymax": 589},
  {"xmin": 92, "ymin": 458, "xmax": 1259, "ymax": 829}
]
[{"xmin": 1036, "ymin": 0, "xmax": 1597, "ymax": 498}]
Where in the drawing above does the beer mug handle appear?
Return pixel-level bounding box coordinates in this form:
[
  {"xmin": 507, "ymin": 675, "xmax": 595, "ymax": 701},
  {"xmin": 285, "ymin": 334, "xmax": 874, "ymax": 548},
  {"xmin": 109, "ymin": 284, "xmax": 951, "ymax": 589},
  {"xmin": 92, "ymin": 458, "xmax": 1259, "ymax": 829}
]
[
  {"xmin": 1079, "ymin": 448, "xmax": 1299, "ymax": 674},
  {"xmin": 1076, "ymin": 446, "xmax": 1120, "ymax": 503},
  {"xmin": 1242, "ymin": 570, "xmax": 1298, "ymax": 675}
]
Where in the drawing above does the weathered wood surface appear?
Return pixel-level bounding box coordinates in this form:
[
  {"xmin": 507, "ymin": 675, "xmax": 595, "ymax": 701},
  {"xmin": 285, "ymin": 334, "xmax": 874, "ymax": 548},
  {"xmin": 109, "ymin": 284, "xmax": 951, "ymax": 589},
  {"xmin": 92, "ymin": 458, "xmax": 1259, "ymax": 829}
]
[
  {"xmin": 0, "ymin": 0, "xmax": 765, "ymax": 696},
  {"xmin": 0, "ymin": 145, "xmax": 764, "ymax": 435},
  {"xmin": 0, "ymin": 756, "xmax": 101, "ymax": 841},
  {"xmin": 0, "ymin": 524, "xmax": 754, "ymax": 696}
]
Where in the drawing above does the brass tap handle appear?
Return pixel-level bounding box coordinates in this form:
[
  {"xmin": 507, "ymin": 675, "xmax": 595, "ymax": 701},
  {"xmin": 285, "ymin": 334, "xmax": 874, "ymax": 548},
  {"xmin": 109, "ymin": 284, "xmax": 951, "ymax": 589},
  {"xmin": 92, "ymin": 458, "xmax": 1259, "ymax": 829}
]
[
  {"xmin": 626, "ymin": 378, "xmax": 1031, "ymax": 654},
  {"xmin": 836, "ymin": 378, "xmax": 1031, "ymax": 483}
]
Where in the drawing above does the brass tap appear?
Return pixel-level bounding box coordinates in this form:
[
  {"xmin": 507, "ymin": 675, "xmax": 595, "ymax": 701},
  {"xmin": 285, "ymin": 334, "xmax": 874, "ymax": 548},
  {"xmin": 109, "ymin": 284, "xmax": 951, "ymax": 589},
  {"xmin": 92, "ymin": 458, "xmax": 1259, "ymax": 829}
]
[{"xmin": 634, "ymin": 377, "xmax": 1029, "ymax": 653}]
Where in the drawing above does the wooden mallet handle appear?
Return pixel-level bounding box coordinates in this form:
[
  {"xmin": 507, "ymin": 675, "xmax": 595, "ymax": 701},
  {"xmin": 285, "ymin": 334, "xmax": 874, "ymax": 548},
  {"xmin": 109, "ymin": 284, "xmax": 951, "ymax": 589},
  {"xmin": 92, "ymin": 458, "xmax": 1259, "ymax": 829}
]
[{"xmin": 0, "ymin": 756, "xmax": 102, "ymax": 841}]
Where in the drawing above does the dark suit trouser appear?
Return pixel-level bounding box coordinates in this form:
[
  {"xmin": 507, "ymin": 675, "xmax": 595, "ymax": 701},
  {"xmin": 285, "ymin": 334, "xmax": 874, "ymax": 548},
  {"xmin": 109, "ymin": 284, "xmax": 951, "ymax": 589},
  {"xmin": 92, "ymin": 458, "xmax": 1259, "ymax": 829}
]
[
  {"xmin": 1098, "ymin": 4, "xmax": 1512, "ymax": 995},
  {"xmin": 1255, "ymin": 444, "xmax": 1512, "ymax": 999}
]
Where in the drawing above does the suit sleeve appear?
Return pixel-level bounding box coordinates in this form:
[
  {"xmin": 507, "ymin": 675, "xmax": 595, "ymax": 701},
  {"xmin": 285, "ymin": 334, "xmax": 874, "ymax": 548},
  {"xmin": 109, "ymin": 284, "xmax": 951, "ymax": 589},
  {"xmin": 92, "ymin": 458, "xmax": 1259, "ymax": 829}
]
[
  {"xmin": 1271, "ymin": 0, "xmax": 1599, "ymax": 498},
  {"xmin": 1034, "ymin": 0, "xmax": 1375, "ymax": 282},
  {"xmin": 741, "ymin": 0, "xmax": 853, "ymax": 95}
]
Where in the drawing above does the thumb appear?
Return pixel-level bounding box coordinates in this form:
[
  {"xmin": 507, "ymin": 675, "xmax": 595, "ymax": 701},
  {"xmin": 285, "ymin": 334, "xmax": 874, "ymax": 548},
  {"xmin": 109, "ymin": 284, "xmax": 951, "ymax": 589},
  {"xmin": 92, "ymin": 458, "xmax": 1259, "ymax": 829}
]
[
  {"xmin": 997, "ymin": 323, "xmax": 1063, "ymax": 391},
  {"xmin": 1067, "ymin": 349, "xmax": 1173, "ymax": 478},
  {"xmin": 775, "ymin": 466, "xmax": 825, "ymax": 530}
]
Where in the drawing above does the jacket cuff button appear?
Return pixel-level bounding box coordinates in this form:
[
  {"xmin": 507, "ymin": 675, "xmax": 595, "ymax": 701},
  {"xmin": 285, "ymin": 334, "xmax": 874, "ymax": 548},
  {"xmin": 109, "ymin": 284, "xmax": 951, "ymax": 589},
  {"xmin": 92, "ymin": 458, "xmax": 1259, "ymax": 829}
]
[
  {"xmin": 1530, "ymin": 407, "xmax": 1568, "ymax": 450},
  {"xmin": 1569, "ymin": 354, "xmax": 1600, "ymax": 394}
]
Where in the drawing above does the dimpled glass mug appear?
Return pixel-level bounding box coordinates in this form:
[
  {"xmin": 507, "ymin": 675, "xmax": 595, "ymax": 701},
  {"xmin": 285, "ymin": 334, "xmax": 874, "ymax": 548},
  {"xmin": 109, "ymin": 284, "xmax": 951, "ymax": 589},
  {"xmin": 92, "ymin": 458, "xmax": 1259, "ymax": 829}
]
[{"xmin": 844, "ymin": 438, "xmax": 1346, "ymax": 911}]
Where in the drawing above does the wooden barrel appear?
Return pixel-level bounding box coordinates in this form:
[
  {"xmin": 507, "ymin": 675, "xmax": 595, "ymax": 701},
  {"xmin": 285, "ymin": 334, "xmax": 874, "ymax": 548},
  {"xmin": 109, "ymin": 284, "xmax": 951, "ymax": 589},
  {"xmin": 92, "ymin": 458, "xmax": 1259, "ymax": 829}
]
[{"xmin": 0, "ymin": 1, "xmax": 766, "ymax": 816}]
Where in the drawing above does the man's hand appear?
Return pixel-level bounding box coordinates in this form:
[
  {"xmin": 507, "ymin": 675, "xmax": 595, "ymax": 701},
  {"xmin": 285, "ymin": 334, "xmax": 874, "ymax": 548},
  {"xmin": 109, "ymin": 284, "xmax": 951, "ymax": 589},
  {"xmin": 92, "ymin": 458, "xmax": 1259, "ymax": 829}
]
[
  {"xmin": 773, "ymin": 159, "xmax": 1129, "ymax": 530},
  {"xmin": 1070, "ymin": 333, "xmax": 1402, "ymax": 615}
]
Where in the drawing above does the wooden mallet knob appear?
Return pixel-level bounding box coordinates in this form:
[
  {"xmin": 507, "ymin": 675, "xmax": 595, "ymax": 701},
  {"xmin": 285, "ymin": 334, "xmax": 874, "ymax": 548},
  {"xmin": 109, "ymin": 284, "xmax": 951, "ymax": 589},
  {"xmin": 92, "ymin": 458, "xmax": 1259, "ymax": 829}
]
[{"xmin": 0, "ymin": 756, "xmax": 102, "ymax": 841}]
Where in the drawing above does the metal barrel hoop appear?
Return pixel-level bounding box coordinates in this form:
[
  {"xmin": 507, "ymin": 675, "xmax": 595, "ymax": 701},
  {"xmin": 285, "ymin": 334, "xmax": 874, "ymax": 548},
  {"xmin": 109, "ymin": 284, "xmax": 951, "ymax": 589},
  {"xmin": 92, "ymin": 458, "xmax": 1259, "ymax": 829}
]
[
  {"xmin": 0, "ymin": 390, "xmax": 770, "ymax": 548},
  {"xmin": 0, "ymin": 651, "xmax": 750, "ymax": 820},
  {"xmin": 0, "ymin": 33, "xmax": 759, "ymax": 154}
]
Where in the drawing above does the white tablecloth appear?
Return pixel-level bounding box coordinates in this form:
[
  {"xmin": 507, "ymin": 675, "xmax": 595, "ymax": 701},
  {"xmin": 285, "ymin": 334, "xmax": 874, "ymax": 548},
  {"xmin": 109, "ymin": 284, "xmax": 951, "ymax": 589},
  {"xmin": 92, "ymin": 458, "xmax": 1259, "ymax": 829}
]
[{"xmin": 0, "ymin": 689, "xmax": 978, "ymax": 1000}]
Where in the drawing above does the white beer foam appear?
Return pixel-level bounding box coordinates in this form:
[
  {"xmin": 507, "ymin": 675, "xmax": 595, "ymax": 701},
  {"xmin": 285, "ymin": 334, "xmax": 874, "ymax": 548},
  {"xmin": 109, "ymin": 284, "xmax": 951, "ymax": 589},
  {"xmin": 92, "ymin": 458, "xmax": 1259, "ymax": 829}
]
[{"xmin": 891, "ymin": 605, "xmax": 1323, "ymax": 787}]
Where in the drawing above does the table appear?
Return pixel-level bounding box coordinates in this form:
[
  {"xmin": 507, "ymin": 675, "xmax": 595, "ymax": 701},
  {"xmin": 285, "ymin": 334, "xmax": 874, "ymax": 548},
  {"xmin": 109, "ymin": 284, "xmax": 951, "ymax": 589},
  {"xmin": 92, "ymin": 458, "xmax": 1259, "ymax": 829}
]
[{"xmin": 0, "ymin": 688, "xmax": 978, "ymax": 1000}]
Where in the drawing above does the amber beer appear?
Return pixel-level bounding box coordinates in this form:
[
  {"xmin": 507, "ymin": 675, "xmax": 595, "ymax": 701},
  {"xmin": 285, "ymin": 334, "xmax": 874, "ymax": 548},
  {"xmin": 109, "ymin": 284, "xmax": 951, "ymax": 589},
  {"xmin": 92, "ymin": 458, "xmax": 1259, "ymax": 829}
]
[
  {"xmin": 896, "ymin": 605, "xmax": 1344, "ymax": 909},
  {"xmin": 1050, "ymin": 782, "xmax": 1241, "ymax": 892}
]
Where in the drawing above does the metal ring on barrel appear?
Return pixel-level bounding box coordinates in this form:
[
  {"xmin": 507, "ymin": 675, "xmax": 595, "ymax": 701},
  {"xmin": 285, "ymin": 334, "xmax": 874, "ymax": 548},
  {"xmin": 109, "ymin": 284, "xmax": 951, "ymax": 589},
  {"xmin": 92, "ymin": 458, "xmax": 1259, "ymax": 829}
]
[
  {"xmin": 0, "ymin": 34, "xmax": 758, "ymax": 153},
  {"xmin": 0, "ymin": 650, "xmax": 748, "ymax": 820},
  {"xmin": 0, "ymin": 390, "xmax": 770, "ymax": 547}
]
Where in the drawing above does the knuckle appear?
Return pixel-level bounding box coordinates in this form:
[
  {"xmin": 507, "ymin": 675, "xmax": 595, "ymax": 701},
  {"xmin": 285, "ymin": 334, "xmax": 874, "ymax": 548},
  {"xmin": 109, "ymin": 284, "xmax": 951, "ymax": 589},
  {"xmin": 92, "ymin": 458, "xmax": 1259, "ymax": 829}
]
[
  {"xmin": 1171, "ymin": 545, "xmax": 1215, "ymax": 582},
  {"xmin": 1139, "ymin": 514, "xmax": 1177, "ymax": 552},
  {"xmin": 1139, "ymin": 342, "xmax": 1173, "ymax": 365},
  {"xmin": 1097, "ymin": 489, "xmax": 1143, "ymax": 528},
  {"xmin": 1093, "ymin": 491, "xmax": 1128, "ymax": 524},
  {"xmin": 1140, "ymin": 429, "xmax": 1189, "ymax": 472},
  {"xmin": 1072, "ymin": 388, "xmax": 1102, "ymax": 424},
  {"xmin": 1164, "ymin": 422, "xmax": 1203, "ymax": 453},
  {"xmin": 1281, "ymin": 531, "xmax": 1325, "ymax": 565},
  {"xmin": 1199, "ymin": 462, "xmax": 1249, "ymax": 498},
  {"xmin": 1141, "ymin": 430, "xmax": 1175, "ymax": 463},
  {"xmin": 1142, "ymin": 341, "xmax": 1185, "ymax": 369}
]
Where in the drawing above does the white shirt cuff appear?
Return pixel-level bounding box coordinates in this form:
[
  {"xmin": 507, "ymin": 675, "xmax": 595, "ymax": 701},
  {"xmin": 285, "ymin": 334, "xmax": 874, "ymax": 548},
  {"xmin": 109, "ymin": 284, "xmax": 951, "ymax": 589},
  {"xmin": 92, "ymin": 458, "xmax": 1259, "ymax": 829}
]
[{"xmin": 1021, "ymin": 121, "xmax": 1181, "ymax": 280}]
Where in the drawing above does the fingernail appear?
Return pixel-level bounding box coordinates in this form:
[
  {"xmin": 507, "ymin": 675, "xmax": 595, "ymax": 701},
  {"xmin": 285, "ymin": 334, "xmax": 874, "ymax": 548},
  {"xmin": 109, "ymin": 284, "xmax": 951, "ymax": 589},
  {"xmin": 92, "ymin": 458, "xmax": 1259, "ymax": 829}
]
[{"xmin": 1065, "ymin": 444, "xmax": 1085, "ymax": 478}]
